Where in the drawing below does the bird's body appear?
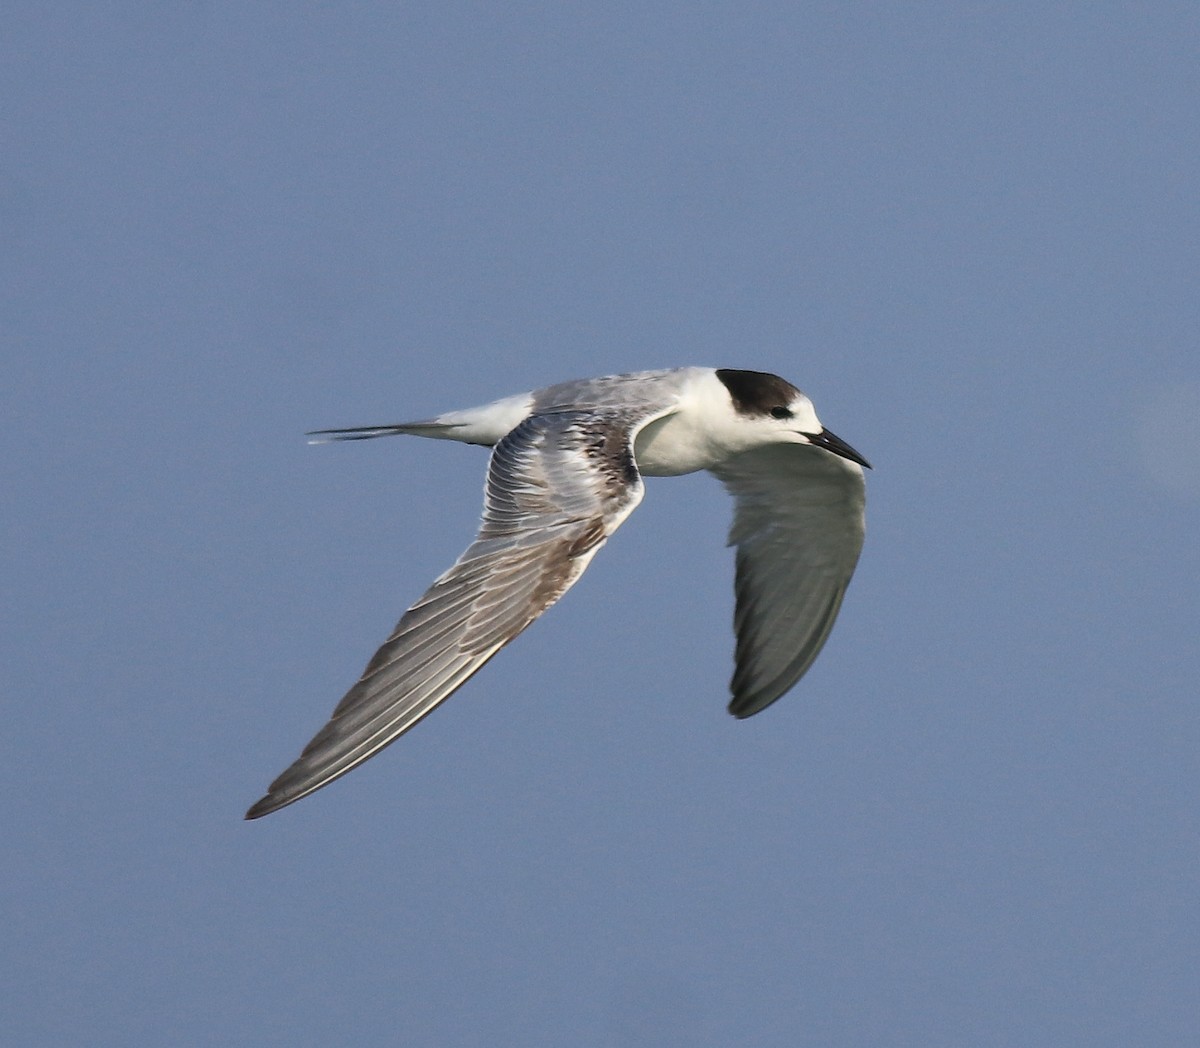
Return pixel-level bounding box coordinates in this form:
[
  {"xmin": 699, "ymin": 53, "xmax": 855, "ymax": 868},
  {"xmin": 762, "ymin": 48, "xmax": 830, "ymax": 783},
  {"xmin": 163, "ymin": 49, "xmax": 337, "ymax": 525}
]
[{"xmin": 247, "ymin": 368, "xmax": 868, "ymax": 819}]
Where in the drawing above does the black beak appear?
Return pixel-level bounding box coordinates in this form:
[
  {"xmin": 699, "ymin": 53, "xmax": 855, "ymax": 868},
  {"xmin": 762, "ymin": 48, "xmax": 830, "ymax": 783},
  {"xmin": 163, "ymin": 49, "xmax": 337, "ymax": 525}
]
[{"xmin": 802, "ymin": 428, "xmax": 872, "ymax": 469}]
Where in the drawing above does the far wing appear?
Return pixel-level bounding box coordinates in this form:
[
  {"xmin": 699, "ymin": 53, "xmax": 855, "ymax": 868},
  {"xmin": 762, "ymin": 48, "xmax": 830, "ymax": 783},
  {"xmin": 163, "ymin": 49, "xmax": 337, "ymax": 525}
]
[
  {"xmin": 246, "ymin": 409, "xmax": 653, "ymax": 818},
  {"xmin": 710, "ymin": 444, "xmax": 866, "ymax": 718}
]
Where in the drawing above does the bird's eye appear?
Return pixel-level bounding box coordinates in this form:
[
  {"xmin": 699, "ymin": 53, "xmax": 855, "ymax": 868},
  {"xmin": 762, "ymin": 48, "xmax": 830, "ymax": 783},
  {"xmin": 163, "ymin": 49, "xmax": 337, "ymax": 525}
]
[{"xmin": 770, "ymin": 406, "xmax": 792, "ymax": 420}]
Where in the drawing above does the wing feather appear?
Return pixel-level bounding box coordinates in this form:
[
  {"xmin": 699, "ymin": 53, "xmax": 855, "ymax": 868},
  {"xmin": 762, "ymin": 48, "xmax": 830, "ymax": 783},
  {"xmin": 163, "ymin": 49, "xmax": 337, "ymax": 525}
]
[
  {"xmin": 711, "ymin": 443, "xmax": 865, "ymax": 718},
  {"xmin": 246, "ymin": 409, "xmax": 656, "ymax": 818}
]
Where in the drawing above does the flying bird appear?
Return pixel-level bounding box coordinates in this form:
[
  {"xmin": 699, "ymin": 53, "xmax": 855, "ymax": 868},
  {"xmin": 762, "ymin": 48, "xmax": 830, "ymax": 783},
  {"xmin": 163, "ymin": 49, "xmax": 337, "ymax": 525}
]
[{"xmin": 246, "ymin": 367, "xmax": 868, "ymax": 818}]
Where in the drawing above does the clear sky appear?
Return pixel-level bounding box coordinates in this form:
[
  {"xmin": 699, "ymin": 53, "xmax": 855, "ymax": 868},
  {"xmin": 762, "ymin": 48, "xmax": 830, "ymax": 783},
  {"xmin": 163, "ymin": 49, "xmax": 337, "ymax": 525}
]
[{"xmin": 4, "ymin": 4, "xmax": 1198, "ymax": 1045}]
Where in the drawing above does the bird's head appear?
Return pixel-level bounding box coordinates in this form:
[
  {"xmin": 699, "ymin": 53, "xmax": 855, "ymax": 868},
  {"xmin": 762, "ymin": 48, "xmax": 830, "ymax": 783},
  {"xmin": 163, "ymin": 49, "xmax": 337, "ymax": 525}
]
[{"xmin": 714, "ymin": 369, "xmax": 871, "ymax": 468}]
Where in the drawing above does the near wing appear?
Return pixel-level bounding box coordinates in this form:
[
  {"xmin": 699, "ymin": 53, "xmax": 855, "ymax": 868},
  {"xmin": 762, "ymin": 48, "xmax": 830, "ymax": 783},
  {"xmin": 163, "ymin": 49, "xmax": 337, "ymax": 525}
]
[
  {"xmin": 246, "ymin": 410, "xmax": 652, "ymax": 818},
  {"xmin": 710, "ymin": 444, "xmax": 866, "ymax": 718}
]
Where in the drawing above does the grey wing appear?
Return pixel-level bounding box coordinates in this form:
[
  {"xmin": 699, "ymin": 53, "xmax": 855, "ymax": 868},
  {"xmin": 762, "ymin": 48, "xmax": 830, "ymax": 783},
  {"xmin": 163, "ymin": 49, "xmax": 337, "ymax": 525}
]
[
  {"xmin": 710, "ymin": 444, "xmax": 866, "ymax": 718},
  {"xmin": 246, "ymin": 410, "xmax": 649, "ymax": 818}
]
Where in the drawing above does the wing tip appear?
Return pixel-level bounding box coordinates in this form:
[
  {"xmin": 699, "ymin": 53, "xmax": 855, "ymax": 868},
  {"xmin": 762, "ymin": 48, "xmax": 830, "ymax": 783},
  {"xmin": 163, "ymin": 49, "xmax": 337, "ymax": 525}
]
[
  {"xmin": 244, "ymin": 761, "xmax": 319, "ymax": 819},
  {"xmin": 727, "ymin": 692, "xmax": 783, "ymax": 719},
  {"xmin": 244, "ymin": 793, "xmax": 285, "ymax": 820}
]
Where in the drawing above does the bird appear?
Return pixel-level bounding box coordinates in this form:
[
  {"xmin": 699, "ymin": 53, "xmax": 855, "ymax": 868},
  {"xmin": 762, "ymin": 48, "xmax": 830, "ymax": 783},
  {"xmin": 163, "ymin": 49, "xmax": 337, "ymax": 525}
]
[{"xmin": 245, "ymin": 367, "xmax": 869, "ymax": 819}]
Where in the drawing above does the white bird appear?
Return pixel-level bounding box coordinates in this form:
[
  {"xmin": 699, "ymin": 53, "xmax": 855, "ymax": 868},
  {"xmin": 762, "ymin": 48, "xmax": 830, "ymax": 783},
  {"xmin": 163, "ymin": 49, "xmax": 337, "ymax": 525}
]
[{"xmin": 246, "ymin": 367, "xmax": 868, "ymax": 819}]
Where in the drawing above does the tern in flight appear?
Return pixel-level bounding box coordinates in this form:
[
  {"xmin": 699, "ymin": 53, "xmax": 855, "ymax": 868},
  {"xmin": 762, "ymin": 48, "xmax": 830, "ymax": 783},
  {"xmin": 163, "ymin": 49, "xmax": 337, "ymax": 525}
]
[{"xmin": 246, "ymin": 367, "xmax": 868, "ymax": 818}]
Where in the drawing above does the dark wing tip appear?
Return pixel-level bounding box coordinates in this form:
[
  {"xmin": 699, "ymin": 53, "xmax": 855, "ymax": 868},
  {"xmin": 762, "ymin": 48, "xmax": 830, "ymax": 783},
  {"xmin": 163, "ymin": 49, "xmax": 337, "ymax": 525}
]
[
  {"xmin": 726, "ymin": 689, "xmax": 786, "ymax": 720},
  {"xmin": 244, "ymin": 757, "xmax": 330, "ymax": 819},
  {"xmin": 244, "ymin": 794, "xmax": 282, "ymax": 820},
  {"xmin": 244, "ymin": 766, "xmax": 314, "ymax": 819}
]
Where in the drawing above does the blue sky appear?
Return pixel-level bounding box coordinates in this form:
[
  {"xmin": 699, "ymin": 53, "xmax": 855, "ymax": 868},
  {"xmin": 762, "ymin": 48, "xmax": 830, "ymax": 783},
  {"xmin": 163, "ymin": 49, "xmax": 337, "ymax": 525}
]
[{"xmin": 4, "ymin": 3, "xmax": 1198, "ymax": 1045}]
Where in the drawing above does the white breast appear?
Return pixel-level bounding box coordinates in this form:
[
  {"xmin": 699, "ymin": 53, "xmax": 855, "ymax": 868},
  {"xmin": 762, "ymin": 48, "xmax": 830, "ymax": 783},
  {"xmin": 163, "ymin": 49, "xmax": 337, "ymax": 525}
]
[{"xmin": 632, "ymin": 371, "xmax": 743, "ymax": 476}]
